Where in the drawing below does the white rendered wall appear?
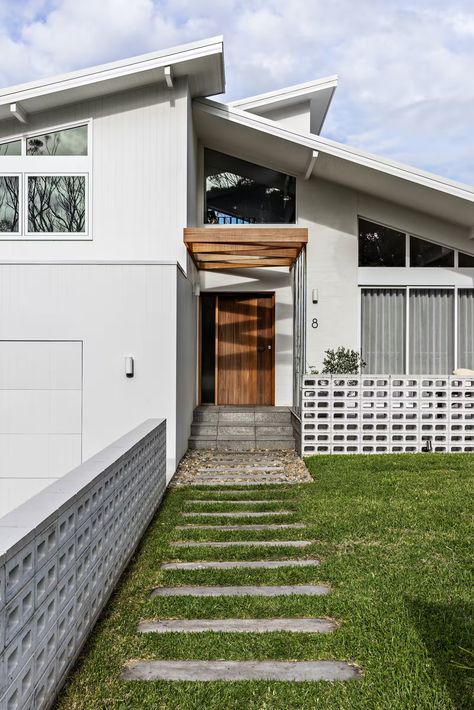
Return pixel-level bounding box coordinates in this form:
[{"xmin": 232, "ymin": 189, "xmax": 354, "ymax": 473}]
[
  {"xmin": 0, "ymin": 263, "xmax": 183, "ymax": 479},
  {"xmin": 199, "ymin": 268, "xmax": 294, "ymax": 406},
  {"xmin": 300, "ymin": 177, "xmax": 474, "ymax": 371},
  {"xmin": 0, "ymin": 80, "xmax": 190, "ymax": 266},
  {"xmin": 176, "ymin": 259, "xmax": 198, "ymax": 462}
]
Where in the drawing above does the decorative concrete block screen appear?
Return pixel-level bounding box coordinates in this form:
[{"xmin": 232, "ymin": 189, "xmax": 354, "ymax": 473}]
[
  {"xmin": 301, "ymin": 375, "xmax": 474, "ymax": 455},
  {"xmin": 0, "ymin": 419, "xmax": 166, "ymax": 710}
]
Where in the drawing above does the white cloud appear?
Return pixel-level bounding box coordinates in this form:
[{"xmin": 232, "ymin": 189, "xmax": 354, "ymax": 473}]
[{"xmin": 0, "ymin": 0, "xmax": 473, "ymax": 183}]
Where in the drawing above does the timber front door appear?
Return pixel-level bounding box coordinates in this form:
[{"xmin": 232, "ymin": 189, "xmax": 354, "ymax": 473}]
[{"xmin": 200, "ymin": 293, "xmax": 275, "ymax": 405}]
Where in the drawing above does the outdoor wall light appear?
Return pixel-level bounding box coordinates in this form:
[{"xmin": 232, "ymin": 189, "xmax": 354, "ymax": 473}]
[
  {"xmin": 312, "ymin": 289, "xmax": 319, "ymax": 304},
  {"xmin": 125, "ymin": 356, "xmax": 134, "ymax": 378},
  {"xmin": 193, "ymin": 284, "xmax": 201, "ymax": 297}
]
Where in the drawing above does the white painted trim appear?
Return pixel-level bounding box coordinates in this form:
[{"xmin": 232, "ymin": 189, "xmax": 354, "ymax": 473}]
[
  {"xmin": 194, "ymin": 99, "xmax": 474, "ymax": 204},
  {"xmin": 10, "ymin": 103, "xmax": 28, "ymax": 123},
  {"xmin": 229, "ymin": 76, "xmax": 338, "ymax": 111},
  {"xmin": 164, "ymin": 66, "xmax": 174, "ymax": 89},
  {"xmin": 304, "ymin": 150, "xmax": 318, "ymax": 180},
  {"xmin": 0, "ymin": 37, "xmax": 224, "ymax": 108}
]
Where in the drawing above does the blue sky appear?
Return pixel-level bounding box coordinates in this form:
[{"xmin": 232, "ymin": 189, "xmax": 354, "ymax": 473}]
[{"xmin": 1, "ymin": 0, "xmax": 473, "ymax": 184}]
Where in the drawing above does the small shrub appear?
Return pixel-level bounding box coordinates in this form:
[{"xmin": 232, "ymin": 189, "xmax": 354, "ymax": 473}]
[{"xmin": 321, "ymin": 347, "xmax": 366, "ymax": 374}]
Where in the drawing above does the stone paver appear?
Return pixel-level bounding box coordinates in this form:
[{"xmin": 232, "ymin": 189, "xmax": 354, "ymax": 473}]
[
  {"xmin": 170, "ymin": 540, "xmax": 314, "ymax": 548},
  {"xmin": 151, "ymin": 584, "xmax": 330, "ymax": 598},
  {"xmin": 160, "ymin": 559, "xmax": 320, "ymax": 570},
  {"xmin": 175, "ymin": 523, "xmax": 306, "ymax": 531},
  {"xmin": 138, "ymin": 618, "xmax": 337, "ymax": 634},
  {"xmin": 122, "ymin": 660, "xmax": 361, "ymax": 682},
  {"xmin": 185, "ymin": 499, "xmax": 288, "ymax": 505},
  {"xmin": 181, "ymin": 511, "xmax": 294, "ymax": 518}
]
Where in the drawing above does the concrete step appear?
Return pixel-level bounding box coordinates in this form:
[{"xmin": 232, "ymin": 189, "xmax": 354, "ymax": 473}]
[
  {"xmin": 191, "ymin": 424, "xmax": 218, "ymax": 436},
  {"xmin": 160, "ymin": 559, "xmax": 320, "ymax": 570},
  {"xmin": 170, "ymin": 540, "xmax": 314, "ymax": 548}
]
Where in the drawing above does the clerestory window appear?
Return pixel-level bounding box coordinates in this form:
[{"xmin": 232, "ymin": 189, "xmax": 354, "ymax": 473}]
[
  {"xmin": 0, "ymin": 121, "xmax": 90, "ymax": 238},
  {"xmin": 204, "ymin": 148, "xmax": 296, "ymax": 224}
]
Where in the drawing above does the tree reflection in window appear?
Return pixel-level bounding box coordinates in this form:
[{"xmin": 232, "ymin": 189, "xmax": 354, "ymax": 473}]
[
  {"xmin": 28, "ymin": 176, "xmax": 85, "ymax": 232},
  {"xmin": 0, "ymin": 176, "xmax": 19, "ymax": 232},
  {"xmin": 26, "ymin": 125, "xmax": 87, "ymax": 156},
  {"xmin": 205, "ymin": 149, "xmax": 296, "ymax": 224}
]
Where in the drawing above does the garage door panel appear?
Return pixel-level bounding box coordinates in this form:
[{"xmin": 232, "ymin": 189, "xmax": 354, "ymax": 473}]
[
  {"xmin": 0, "ymin": 390, "xmax": 82, "ymax": 433},
  {"xmin": 0, "ymin": 434, "xmax": 82, "ymax": 478},
  {"xmin": 0, "ymin": 341, "xmax": 82, "ymax": 390}
]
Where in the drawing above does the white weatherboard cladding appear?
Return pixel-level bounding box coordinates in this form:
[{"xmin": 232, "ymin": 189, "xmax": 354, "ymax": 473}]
[
  {"xmin": 0, "ymin": 341, "xmax": 82, "ymax": 518},
  {"xmin": 199, "ymin": 268, "xmax": 293, "ymax": 406},
  {"xmin": 0, "ymin": 263, "xmax": 184, "ymax": 480},
  {"xmin": 0, "ymin": 79, "xmax": 189, "ymax": 266}
]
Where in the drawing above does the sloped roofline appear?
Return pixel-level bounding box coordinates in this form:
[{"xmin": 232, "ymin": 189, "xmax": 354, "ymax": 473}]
[
  {"xmin": 195, "ymin": 97, "xmax": 474, "ymax": 204},
  {"xmin": 0, "ymin": 36, "xmax": 225, "ymax": 122},
  {"xmin": 228, "ymin": 75, "xmax": 337, "ymax": 112}
]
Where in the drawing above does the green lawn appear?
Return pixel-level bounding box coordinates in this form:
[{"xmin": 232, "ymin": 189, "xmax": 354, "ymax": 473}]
[{"xmin": 56, "ymin": 453, "xmax": 473, "ymax": 710}]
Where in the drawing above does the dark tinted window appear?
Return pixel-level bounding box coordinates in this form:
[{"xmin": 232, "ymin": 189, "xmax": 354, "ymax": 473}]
[
  {"xmin": 410, "ymin": 236, "xmax": 454, "ymax": 267},
  {"xmin": 358, "ymin": 219, "xmax": 406, "ymax": 266},
  {"xmin": 205, "ymin": 149, "xmax": 295, "ymax": 224},
  {"xmin": 459, "ymin": 252, "xmax": 474, "ymax": 267}
]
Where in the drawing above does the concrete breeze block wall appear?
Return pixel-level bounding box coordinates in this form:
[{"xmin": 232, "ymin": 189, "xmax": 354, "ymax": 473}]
[
  {"xmin": 0, "ymin": 419, "xmax": 166, "ymax": 710},
  {"xmin": 301, "ymin": 375, "xmax": 474, "ymax": 455}
]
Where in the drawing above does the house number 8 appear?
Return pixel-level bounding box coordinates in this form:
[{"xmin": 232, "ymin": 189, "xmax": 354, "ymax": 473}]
[{"xmin": 312, "ymin": 318, "xmax": 319, "ymax": 329}]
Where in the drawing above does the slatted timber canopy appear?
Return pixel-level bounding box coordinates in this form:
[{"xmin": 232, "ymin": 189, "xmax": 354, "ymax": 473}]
[{"xmin": 184, "ymin": 227, "xmax": 308, "ymax": 270}]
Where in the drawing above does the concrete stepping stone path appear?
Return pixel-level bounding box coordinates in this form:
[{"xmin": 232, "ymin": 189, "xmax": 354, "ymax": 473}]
[
  {"xmin": 160, "ymin": 559, "xmax": 320, "ymax": 570},
  {"xmin": 122, "ymin": 449, "xmax": 361, "ymax": 689},
  {"xmin": 138, "ymin": 618, "xmax": 337, "ymax": 634},
  {"xmin": 122, "ymin": 660, "xmax": 361, "ymax": 682},
  {"xmin": 150, "ymin": 584, "xmax": 331, "ymax": 598}
]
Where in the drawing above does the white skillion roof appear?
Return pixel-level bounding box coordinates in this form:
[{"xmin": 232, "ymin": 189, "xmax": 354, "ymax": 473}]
[
  {"xmin": 229, "ymin": 76, "xmax": 338, "ymax": 135},
  {"xmin": 0, "ymin": 36, "xmax": 225, "ymax": 122},
  {"xmin": 194, "ymin": 98, "xmax": 474, "ymax": 228}
]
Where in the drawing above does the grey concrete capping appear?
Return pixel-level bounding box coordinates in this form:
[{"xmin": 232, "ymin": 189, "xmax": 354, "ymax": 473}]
[
  {"xmin": 0, "ymin": 418, "xmax": 167, "ymax": 710},
  {"xmin": 301, "ymin": 374, "xmax": 474, "ymax": 455}
]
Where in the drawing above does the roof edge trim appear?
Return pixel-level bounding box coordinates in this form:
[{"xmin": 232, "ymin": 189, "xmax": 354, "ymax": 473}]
[{"xmin": 228, "ymin": 75, "xmax": 338, "ymax": 112}]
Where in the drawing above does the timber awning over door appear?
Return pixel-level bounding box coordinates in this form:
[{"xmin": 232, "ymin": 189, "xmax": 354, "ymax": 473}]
[{"xmin": 184, "ymin": 227, "xmax": 308, "ymax": 270}]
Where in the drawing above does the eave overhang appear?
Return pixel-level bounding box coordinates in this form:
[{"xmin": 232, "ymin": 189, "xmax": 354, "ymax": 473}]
[
  {"xmin": 184, "ymin": 227, "xmax": 307, "ymax": 270},
  {"xmin": 193, "ymin": 98, "xmax": 474, "ymax": 229},
  {"xmin": 0, "ymin": 36, "xmax": 225, "ymax": 123}
]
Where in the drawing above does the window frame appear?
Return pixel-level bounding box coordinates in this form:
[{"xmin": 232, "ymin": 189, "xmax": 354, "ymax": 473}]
[
  {"xmin": 357, "ymin": 215, "xmax": 474, "ymax": 269},
  {"xmin": 0, "ymin": 173, "xmax": 22, "ymax": 236},
  {"xmin": 359, "ymin": 285, "xmax": 474, "ymax": 374},
  {"xmin": 0, "ymin": 118, "xmax": 92, "ymax": 240},
  {"xmin": 201, "ymin": 144, "xmax": 298, "ymax": 226},
  {"xmin": 25, "ymin": 173, "xmax": 89, "ymax": 238}
]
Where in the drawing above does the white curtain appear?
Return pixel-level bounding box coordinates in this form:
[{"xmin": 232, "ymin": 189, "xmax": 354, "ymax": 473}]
[
  {"xmin": 458, "ymin": 289, "xmax": 474, "ymax": 369},
  {"xmin": 409, "ymin": 289, "xmax": 454, "ymax": 374},
  {"xmin": 361, "ymin": 288, "xmax": 406, "ymax": 373}
]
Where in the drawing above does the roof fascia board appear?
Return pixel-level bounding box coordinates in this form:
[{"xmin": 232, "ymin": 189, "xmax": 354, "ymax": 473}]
[
  {"xmin": 228, "ymin": 76, "xmax": 338, "ymax": 112},
  {"xmin": 0, "ymin": 36, "xmax": 224, "ymax": 107},
  {"xmin": 194, "ymin": 98, "xmax": 474, "ymax": 203}
]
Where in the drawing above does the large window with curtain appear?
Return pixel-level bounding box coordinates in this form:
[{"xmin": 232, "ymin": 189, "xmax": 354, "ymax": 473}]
[{"xmin": 361, "ymin": 288, "xmax": 474, "ymax": 374}]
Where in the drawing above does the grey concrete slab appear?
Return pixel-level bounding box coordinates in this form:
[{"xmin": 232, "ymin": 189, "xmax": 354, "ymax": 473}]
[
  {"xmin": 122, "ymin": 660, "xmax": 360, "ymax": 682},
  {"xmin": 170, "ymin": 540, "xmax": 314, "ymax": 548},
  {"xmin": 181, "ymin": 511, "xmax": 294, "ymax": 518},
  {"xmin": 184, "ymin": 500, "xmax": 288, "ymax": 505},
  {"xmin": 187, "ymin": 480, "xmax": 297, "ymax": 486},
  {"xmin": 150, "ymin": 584, "xmax": 330, "ymax": 598},
  {"xmin": 196, "ymin": 467, "xmax": 285, "ymax": 473},
  {"xmin": 175, "ymin": 523, "xmax": 306, "ymax": 531},
  {"xmin": 138, "ymin": 617, "xmax": 337, "ymax": 634},
  {"xmin": 160, "ymin": 559, "xmax": 320, "ymax": 570}
]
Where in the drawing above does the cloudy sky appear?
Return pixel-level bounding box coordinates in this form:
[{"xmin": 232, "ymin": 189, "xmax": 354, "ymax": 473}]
[{"xmin": 1, "ymin": 0, "xmax": 473, "ymax": 183}]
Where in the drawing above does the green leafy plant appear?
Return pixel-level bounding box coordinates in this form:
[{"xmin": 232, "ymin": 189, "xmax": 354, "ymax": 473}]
[{"xmin": 321, "ymin": 346, "xmax": 366, "ymax": 374}]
